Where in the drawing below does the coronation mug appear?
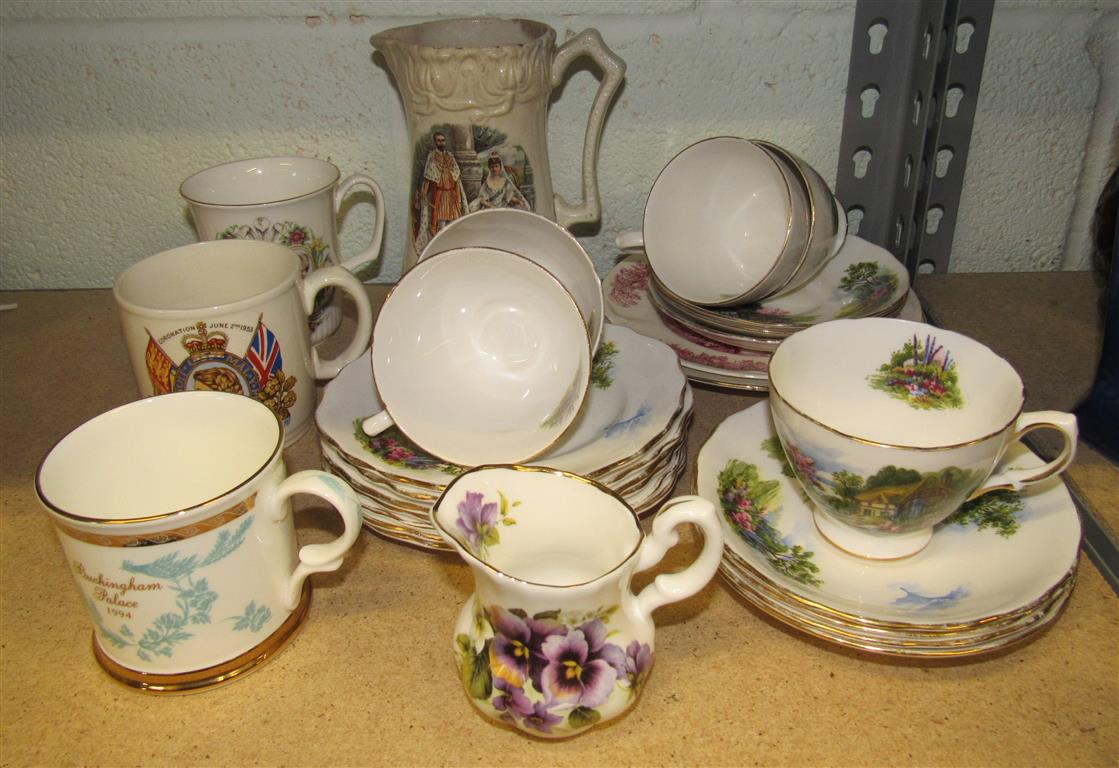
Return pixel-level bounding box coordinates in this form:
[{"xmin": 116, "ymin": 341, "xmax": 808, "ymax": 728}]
[
  {"xmin": 114, "ymin": 239, "xmax": 373, "ymax": 445},
  {"xmin": 36, "ymin": 391, "xmax": 363, "ymax": 692}
]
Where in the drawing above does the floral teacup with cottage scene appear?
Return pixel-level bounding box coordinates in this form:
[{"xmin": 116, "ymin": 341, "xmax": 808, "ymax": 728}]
[
  {"xmin": 767, "ymin": 318, "xmax": 1078, "ymax": 560},
  {"xmin": 431, "ymin": 466, "xmax": 722, "ymax": 738}
]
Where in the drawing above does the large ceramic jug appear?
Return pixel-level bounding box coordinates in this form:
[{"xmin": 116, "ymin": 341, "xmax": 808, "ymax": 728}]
[
  {"xmin": 372, "ymin": 17, "xmax": 626, "ymax": 271},
  {"xmin": 431, "ymin": 466, "xmax": 722, "ymax": 738}
]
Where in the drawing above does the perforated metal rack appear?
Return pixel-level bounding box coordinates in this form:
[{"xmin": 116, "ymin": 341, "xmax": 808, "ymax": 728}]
[{"xmin": 835, "ymin": 0, "xmax": 993, "ymax": 279}]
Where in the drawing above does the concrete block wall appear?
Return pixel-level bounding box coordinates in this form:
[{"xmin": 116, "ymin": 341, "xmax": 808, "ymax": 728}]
[{"xmin": 1, "ymin": 0, "xmax": 1115, "ymax": 289}]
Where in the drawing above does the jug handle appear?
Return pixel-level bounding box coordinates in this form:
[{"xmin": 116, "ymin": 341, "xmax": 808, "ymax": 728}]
[
  {"xmin": 631, "ymin": 496, "xmax": 723, "ymax": 621},
  {"xmin": 550, "ymin": 29, "xmax": 627, "ymax": 230}
]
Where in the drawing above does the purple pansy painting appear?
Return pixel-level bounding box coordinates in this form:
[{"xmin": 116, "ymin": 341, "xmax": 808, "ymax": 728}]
[{"xmin": 455, "ymin": 603, "xmax": 653, "ymax": 737}]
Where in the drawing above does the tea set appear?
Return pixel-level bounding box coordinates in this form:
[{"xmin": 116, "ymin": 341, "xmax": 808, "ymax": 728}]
[{"xmin": 33, "ymin": 15, "xmax": 1081, "ymax": 739}]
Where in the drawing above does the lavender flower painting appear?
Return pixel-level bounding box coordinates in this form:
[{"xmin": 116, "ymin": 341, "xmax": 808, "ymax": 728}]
[
  {"xmin": 454, "ymin": 602, "xmax": 653, "ymax": 737},
  {"xmin": 453, "ymin": 490, "xmax": 518, "ymax": 559},
  {"xmin": 868, "ymin": 334, "xmax": 963, "ymax": 410}
]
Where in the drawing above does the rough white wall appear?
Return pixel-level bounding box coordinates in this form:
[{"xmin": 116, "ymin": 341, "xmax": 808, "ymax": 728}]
[{"xmin": 0, "ymin": 0, "xmax": 1115, "ymax": 289}]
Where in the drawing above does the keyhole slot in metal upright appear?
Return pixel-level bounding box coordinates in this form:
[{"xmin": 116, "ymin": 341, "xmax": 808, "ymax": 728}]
[{"xmin": 835, "ymin": 0, "xmax": 992, "ymax": 280}]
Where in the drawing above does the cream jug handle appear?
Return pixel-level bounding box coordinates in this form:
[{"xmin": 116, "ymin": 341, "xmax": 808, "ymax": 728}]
[
  {"xmin": 967, "ymin": 411, "xmax": 1078, "ymax": 500},
  {"xmin": 302, "ymin": 266, "xmax": 374, "ymax": 379},
  {"xmin": 334, "ymin": 173, "xmax": 386, "ymax": 272},
  {"xmin": 550, "ymin": 29, "xmax": 626, "ymax": 230},
  {"xmin": 263, "ymin": 470, "xmax": 363, "ymax": 611},
  {"xmin": 631, "ymin": 495, "xmax": 723, "ymax": 621}
]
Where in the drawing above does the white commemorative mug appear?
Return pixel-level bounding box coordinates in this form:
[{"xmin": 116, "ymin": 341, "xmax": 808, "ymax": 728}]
[{"xmin": 36, "ymin": 391, "xmax": 364, "ymax": 692}]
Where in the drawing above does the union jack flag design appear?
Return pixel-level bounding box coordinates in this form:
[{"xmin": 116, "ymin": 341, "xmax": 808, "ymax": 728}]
[{"xmin": 245, "ymin": 319, "xmax": 284, "ymax": 386}]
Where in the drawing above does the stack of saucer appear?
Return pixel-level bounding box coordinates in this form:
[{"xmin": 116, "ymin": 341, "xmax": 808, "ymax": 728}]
[
  {"xmin": 315, "ymin": 324, "xmax": 693, "ymax": 549},
  {"xmin": 604, "ymin": 235, "xmax": 918, "ymax": 391},
  {"xmin": 696, "ymin": 402, "xmax": 1080, "ymax": 657}
]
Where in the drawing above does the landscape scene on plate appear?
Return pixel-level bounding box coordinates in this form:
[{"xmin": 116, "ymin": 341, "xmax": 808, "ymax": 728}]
[
  {"xmin": 868, "ymin": 333, "xmax": 963, "ymax": 410},
  {"xmin": 718, "ymin": 438, "xmax": 1026, "ymax": 588},
  {"xmin": 713, "ymin": 261, "xmax": 899, "ymax": 325},
  {"xmin": 88, "ymin": 517, "xmax": 273, "ymax": 662},
  {"xmin": 351, "ymin": 343, "xmax": 620, "ymax": 474},
  {"xmin": 411, "ymin": 125, "xmax": 535, "ymax": 254}
]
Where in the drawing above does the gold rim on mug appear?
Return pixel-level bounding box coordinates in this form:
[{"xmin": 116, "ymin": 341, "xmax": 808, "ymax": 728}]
[
  {"xmin": 37, "ymin": 399, "xmax": 284, "ymax": 526},
  {"xmin": 93, "ymin": 582, "xmax": 311, "ymax": 693},
  {"xmin": 642, "ymin": 136, "xmax": 798, "ymax": 308},
  {"xmin": 752, "ymin": 142, "xmax": 816, "ymax": 299},
  {"xmin": 179, "ymin": 156, "xmax": 343, "ymax": 208}
]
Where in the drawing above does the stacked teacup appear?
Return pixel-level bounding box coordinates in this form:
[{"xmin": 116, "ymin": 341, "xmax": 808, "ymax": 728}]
[
  {"xmin": 609, "ymin": 137, "xmax": 914, "ymax": 390},
  {"xmin": 316, "ymin": 208, "xmax": 697, "ymax": 548}
]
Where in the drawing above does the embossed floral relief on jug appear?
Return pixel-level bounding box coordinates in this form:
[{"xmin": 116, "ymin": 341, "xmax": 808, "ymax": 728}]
[{"xmin": 372, "ymin": 17, "xmax": 626, "ymax": 271}]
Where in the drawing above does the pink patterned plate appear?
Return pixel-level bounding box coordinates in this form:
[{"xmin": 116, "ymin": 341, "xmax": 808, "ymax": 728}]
[{"xmin": 604, "ymin": 257, "xmax": 770, "ymax": 378}]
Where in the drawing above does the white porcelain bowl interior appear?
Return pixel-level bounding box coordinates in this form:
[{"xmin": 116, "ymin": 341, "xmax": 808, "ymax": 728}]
[
  {"xmin": 420, "ymin": 208, "xmax": 604, "ymax": 352},
  {"xmin": 769, "ymin": 318, "xmax": 1023, "ymax": 448},
  {"xmin": 372, "ymin": 247, "xmax": 591, "ymax": 466},
  {"xmin": 643, "ymin": 136, "xmax": 794, "ymax": 306},
  {"xmin": 180, "ymin": 156, "xmax": 340, "ymax": 207}
]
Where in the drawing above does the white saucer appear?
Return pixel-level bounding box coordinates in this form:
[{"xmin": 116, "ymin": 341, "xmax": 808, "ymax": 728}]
[
  {"xmin": 697, "ymin": 402, "xmax": 1081, "ymax": 628},
  {"xmin": 316, "ymin": 324, "xmax": 688, "ymax": 487},
  {"xmin": 652, "ymin": 234, "xmax": 910, "ymax": 337}
]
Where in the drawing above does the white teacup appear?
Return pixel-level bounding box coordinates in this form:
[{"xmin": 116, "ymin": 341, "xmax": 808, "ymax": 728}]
[
  {"xmin": 36, "ymin": 391, "xmax": 363, "ymax": 692},
  {"xmin": 617, "ymin": 136, "xmax": 810, "ymax": 306},
  {"xmin": 181, "ymin": 156, "xmax": 385, "ymax": 341},
  {"xmin": 366, "ymin": 247, "xmax": 591, "ymax": 466},
  {"xmin": 420, "ymin": 208, "xmax": 604, "ymax": 353},
  {"xmin": 114, "ymin": 240, "xmax": 373, "ymax": 445},
  {"xmin": 768, "ymin": 317, "xmax": 1078, "ymax": 559}
]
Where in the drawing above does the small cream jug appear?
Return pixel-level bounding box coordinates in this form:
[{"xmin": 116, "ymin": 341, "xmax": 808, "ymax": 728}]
[
  {"xmin": 431, "ymin": 466, "xmax": 722, "ymax": 738},
  {"xmin": 372, "ymin": 17, "xmax": 626, "ymax": 271}
]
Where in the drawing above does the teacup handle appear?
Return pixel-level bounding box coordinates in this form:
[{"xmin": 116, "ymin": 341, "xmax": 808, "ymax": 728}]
[
  {"xmin": 302, "ymin": 266, "xmax": 373, "ymax": 379},
  {"xmin": 550, "ymin": 28, "xmax": 626, "ymax": 230},
  {"xmin": 968, "ymin": 411, "xmax": 1078, "ymax": 500},
  {"xmin": 615, "ymin": 231, "xmax": 645, "ymax": 252},
  {"xmin": 334, "ymin": 173, "xmax": 386, "ymax": 272},
  {"xmin": 631, "ymin": 495, "xmax": 723, "ymax": 621},
  {"xmin": 263, "ymin": 469, "xmax": 363, "ymax": 611},
  {"xmin": 361, "ymin": 410, "xmax": 394, "ymax": 437}
]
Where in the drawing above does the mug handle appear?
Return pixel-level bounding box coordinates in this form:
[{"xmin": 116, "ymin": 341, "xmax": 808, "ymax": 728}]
[
  {"xmin": 361, "ymin": 410, "xmax": 394, "ymax": 437},
  {"xmin": 550, "ymin": 28, "xmax": 626, "ymax": 230},
  {"xmin": 630, "ymin": 495, "xmax": 723, "ymax": 621},
  {"xmin": 334, "ymin": 173, "xmax": 386, "ymax": 272},
  {"xmin": 967, "ymin": 411, "xmax": 1078, "ymax": 500},
  {"xmin": 302, "ymin": 266, "xmax": 373, "ymax": 379},
  {"xmin": 265, "ymin": 469, "xmax": 363, "ymax": 611},
  {"xmin": 615, "ymin": 231, "xmax": 645, "ymax": 251}
]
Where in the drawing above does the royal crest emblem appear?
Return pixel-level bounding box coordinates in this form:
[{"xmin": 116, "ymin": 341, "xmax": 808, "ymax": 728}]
[{"xmin": 145, "ymin": 318, "xmax": 297, "ymax": 424}]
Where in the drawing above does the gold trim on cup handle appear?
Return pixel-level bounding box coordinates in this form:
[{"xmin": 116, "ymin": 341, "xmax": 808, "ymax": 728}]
[
  {"xmin": 264, "ymin": 469, "xmax": 363, "ymax": 611},
  {"xmin": 304, "ymin": 266, "xmax": 374, "ymax": 378},
  {"xmin": 967, "ymin": 411, "xmax": 1079, "ymax": 501},
  {"xmin": 631, "ymin": 495, "xmax": 724, "ymax": 621},
  {"xmin": 334, "ymin": 173, "xmax": 386, "ymax": 271},
  {"xmin": 550, "ymin": 28, "xmax": 626, "ymax": 230}
]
